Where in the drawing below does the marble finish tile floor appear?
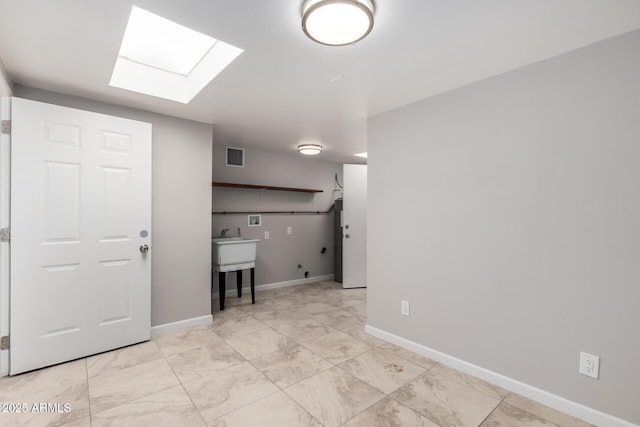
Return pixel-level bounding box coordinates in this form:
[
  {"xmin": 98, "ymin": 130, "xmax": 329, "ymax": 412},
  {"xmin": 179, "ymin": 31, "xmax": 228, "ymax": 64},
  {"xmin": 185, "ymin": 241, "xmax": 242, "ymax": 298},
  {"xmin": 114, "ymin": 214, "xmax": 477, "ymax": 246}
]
[{"xmin": 0, "ymin": 281, "xmax": 594, "ymax": 427}]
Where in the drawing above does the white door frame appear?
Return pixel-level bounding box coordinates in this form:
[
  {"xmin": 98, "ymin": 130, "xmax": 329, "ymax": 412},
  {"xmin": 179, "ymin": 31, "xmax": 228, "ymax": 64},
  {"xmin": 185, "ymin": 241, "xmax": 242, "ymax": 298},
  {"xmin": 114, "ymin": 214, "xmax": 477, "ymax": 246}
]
[
  {"xmin": 0, "ymin": 96, "xmax": 11, "ymax": 376},
  {"xmin": 342, "ymin": 164, "xmax": 367, "ymax": 288}
]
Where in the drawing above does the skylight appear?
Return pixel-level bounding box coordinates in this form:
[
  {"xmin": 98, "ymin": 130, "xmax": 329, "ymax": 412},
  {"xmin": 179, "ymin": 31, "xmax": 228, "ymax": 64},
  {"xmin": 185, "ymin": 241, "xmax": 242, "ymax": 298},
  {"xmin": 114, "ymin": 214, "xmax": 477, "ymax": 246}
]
[
  {"xmin": 119, "ymin": 7, "xmax": 215, "ymax": 75},
  {"xmin": 109, "ymin": 6, "xmax": 243, "ymax": 103}
]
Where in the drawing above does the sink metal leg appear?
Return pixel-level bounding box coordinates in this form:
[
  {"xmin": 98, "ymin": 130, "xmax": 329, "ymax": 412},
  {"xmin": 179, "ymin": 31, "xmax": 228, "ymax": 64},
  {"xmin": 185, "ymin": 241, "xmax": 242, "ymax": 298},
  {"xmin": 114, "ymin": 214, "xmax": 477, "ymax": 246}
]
[
  {"xmin": 250, "ymin": 267, "xmax": 255, "ymax": 304},
  {"xmin": 219, "ymin": 272, "xmax": 226, "ymax": 310},
  {"xmin": 236, "ymin": 270, "xmax": 242, "ymax": 298}
]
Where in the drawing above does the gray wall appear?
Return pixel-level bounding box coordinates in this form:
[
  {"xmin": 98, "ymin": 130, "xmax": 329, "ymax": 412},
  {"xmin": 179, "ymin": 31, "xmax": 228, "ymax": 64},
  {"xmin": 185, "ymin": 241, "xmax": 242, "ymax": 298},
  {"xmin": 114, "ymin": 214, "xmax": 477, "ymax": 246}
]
[
  {"xmin": 367, "ymin": 29, "xmax": 640, "ymax": 424},
  {"xmin": 15, "ymin": 86, "xmax": 213, "ymax": 327},
  {"xmin": 212, "ymin": 144, "xmax": 341, "ymax": 286}
]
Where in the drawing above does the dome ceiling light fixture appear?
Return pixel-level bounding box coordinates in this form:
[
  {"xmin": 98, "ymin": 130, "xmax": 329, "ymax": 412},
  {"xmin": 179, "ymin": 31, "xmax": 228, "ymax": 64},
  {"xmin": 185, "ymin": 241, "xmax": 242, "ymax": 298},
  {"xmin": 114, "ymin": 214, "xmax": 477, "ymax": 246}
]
[
  {"xmin": 298, "ymin": 144, "xmax": 323, "ymax": 155},
  {"xmin": 302, "ymin": 0, "xmax": 375, "ymax": 46}
]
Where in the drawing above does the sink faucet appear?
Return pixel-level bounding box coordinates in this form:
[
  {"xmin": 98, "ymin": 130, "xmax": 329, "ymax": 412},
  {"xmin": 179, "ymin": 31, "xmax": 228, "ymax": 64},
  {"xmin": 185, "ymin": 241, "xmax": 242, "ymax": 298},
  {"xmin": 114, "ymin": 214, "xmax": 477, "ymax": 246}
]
[
  {"xmin": 220, "ymin": 228, "xmax": 229, "ymax": 237},
  {"xmin": 237, "ymin": 227, "xmax": 241, "ymax": 237}
]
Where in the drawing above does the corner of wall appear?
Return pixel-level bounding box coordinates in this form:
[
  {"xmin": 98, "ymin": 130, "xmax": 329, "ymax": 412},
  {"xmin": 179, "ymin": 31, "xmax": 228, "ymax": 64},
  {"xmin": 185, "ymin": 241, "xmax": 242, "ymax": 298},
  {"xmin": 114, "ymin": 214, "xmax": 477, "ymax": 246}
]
[{"xmin": 0, "ymin": 57, "xmax": 13, "ymax": 96}]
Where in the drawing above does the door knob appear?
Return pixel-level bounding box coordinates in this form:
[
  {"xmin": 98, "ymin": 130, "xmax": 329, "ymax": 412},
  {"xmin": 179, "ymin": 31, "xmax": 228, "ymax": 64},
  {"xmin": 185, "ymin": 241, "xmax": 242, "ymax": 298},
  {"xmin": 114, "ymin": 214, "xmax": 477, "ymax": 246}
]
[
  {"xmin": 345, "ymin": 234, "xmax": 350, "ymax": 238},
  {"xmin": 139, "ymin": 245, "xmax": 149, "ymax": 253}
]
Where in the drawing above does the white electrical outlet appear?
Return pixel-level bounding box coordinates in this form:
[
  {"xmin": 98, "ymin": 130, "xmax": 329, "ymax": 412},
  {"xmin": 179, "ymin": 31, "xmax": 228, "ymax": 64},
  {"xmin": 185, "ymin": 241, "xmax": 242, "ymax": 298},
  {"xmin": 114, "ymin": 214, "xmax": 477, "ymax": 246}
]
[
  {"xmin": 401, "ymin": 300, "xmax": 410, "ymax": 316},
  {"xmin": 579, "ymin": 352, "xmax": 600, "ymax": 379},
  {"xmin": 287, "ymin": 226, "xmax": 292, "ymax": 235},
  {"xmin": 264, "ymin": 231, "xmax": 269, "ymax": 240}
]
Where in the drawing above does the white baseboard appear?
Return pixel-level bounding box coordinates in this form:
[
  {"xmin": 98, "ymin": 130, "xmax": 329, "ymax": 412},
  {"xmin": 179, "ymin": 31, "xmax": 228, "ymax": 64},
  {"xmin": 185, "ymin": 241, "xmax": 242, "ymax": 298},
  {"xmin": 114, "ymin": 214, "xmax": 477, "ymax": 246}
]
[
  {"xmin": 365, "ymin": 325, "xmax": 638, "ymax": 427},
  {"xmin": 151, "ymin": 314, "xmax": 213, "ymax": 337},
  {"xmin": 212, "ymin": 274, "xmax": 335, "ymax": 299}
]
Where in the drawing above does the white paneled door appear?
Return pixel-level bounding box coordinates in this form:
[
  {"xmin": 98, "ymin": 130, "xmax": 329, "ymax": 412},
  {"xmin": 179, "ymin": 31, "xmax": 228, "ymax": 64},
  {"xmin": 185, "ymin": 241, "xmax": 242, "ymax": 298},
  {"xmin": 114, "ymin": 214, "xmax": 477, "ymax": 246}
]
[
  {"xmin": 342, "ymin": 164, "xmax": 367, "ymax": 289},
  {"xmin": 10, "ymin": 98, "xmax": 152, "ymax": 374}
]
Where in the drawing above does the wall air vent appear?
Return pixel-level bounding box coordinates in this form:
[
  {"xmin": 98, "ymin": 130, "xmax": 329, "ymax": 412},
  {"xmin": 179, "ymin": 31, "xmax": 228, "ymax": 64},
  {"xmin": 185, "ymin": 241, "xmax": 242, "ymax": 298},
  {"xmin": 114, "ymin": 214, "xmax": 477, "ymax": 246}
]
[{"xmin": 226, "ymin": 147, "xmax": 245, "ymax": 167}]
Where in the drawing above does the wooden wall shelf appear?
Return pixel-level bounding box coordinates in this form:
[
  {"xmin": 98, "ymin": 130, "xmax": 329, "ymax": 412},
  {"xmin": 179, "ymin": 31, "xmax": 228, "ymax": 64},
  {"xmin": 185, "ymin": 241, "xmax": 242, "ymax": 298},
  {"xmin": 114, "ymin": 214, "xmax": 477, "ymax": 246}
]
[
  {"xmin": 212, "ymin": 204, "xmax": 335, "ymax": 215},
  {"xmin": 212, "ymin": 181, "xmax": 323, "ymax": 193}
]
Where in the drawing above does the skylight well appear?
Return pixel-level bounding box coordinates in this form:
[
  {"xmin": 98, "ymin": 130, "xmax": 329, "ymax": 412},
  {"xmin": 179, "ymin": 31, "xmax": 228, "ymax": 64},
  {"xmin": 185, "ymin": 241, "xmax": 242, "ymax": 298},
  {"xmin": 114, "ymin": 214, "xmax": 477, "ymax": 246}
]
[
  {"xmin": 110, "ymin": 6, "xmax": 243, "ymax": 103},
  {"xmin": 118, "ymin": 8, "xmax": 215, "ymax": 76}
]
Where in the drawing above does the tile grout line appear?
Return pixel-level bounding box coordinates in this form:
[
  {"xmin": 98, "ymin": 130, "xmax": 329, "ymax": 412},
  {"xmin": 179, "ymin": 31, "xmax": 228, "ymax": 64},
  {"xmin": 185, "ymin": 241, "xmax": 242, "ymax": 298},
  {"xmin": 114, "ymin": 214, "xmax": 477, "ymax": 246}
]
[
  {"xmin": 212, "ymin": 288, "xmax": 370, "ymax": 425},
  {"xmin": 429, "ymin": 362, "xmax": 510, "ymax": 402},
  {"xmin": 89, "ymin": 367, "xmax": 176, "ymax": 419},
  {"xmin": 279, "ymin": 389, "xmax": 324, "ymax": 426},
  {"xmin": 387, "ymin": 392, "xmax": 441, "ymax": 426},
  {"xmin": 160, "ymin": 345, "xmax": 209, "ymax": 426},
  {"xmin": 499, "ymin": 396, "xmax": 566, "ymax": 427},
  {"xmin": 247, "ymin": 343, "xmax": 336, "ymax": 391},
  {"xmin": 213, "ymin": 285, "xmax": 405, "ymax": 424},
  {"xmin": 321, "ymin": 363, "xmax": 384, "ymax": 426},
  {"xmin": 206, "ymin": 311, "xmax": 319, "ymax": 424},
  {"xmin": 476, "ymin": 393, "xmax": 507, "ymax": 427},
  {"xmin": 85, "ymin": 358, "xmax": 93, "ymax": 427}
]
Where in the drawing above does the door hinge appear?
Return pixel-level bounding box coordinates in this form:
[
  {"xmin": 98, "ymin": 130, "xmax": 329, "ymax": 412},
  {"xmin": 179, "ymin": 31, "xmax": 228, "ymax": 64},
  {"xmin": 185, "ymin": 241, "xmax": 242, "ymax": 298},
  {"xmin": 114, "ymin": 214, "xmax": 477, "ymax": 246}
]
[
  {"xmin": 0, "ymin": 335, "xmax": 9, "ymax": 350},
  {"xmin": 0, "ymin": 120, "xmax": 10, "ymax": 135},
  {"xmin": 0, "ymin": 228, "xmax": 9, "ymax": 242}
]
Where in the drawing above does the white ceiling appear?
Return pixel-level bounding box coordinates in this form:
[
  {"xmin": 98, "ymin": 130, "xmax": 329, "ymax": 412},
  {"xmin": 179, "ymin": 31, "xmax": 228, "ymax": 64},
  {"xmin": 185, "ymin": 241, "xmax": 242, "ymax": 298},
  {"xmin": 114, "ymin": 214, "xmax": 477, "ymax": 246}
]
[{"xmin": 1, "ymin": 0, "xmax": 640, "ymax": 163}]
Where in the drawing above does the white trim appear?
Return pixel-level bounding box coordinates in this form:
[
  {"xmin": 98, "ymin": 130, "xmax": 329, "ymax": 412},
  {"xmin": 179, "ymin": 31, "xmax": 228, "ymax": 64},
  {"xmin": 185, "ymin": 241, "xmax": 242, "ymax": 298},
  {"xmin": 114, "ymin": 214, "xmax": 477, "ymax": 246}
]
[
  {"xmin": 0, "ymin": 96, "xmax": 11, "ymax": 377},
  {"xmin": 150, "ymin": 314, "xmax": 212, "ymax": 337},
  {"xmin": 365, "ymin": 325, "xmax": 639, "ymax": 427},
  {"xmin": 212, "ymin": 274, "xmax": 335, "ymax": 299}
]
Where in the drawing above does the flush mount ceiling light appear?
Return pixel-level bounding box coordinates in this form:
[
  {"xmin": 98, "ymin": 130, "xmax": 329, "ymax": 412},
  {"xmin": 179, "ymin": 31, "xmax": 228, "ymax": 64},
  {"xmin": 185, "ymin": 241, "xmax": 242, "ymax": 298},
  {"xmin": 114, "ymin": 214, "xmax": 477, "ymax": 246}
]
[
  {"xmin": 298, "ymin": 144, "xmax": 323, "ymax": 155},
  {"xmin": 302, "ymin": 0, "xmax": 375, "ymax": 46},
  {"xmin": 110, "ymin": 6, "xmax": 243, "ymax": 103}
]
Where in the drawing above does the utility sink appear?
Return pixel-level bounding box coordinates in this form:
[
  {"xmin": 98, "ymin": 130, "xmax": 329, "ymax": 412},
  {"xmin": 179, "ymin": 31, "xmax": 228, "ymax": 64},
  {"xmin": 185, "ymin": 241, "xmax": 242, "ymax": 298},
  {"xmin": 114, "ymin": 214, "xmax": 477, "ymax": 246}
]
[
  {"xmin": 212, "ymin": 238, "xmax": 259, "ymax": 272},
  {"xmin": 212, "ymin": 237, "xmax": 244, "ymax": 243}
]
